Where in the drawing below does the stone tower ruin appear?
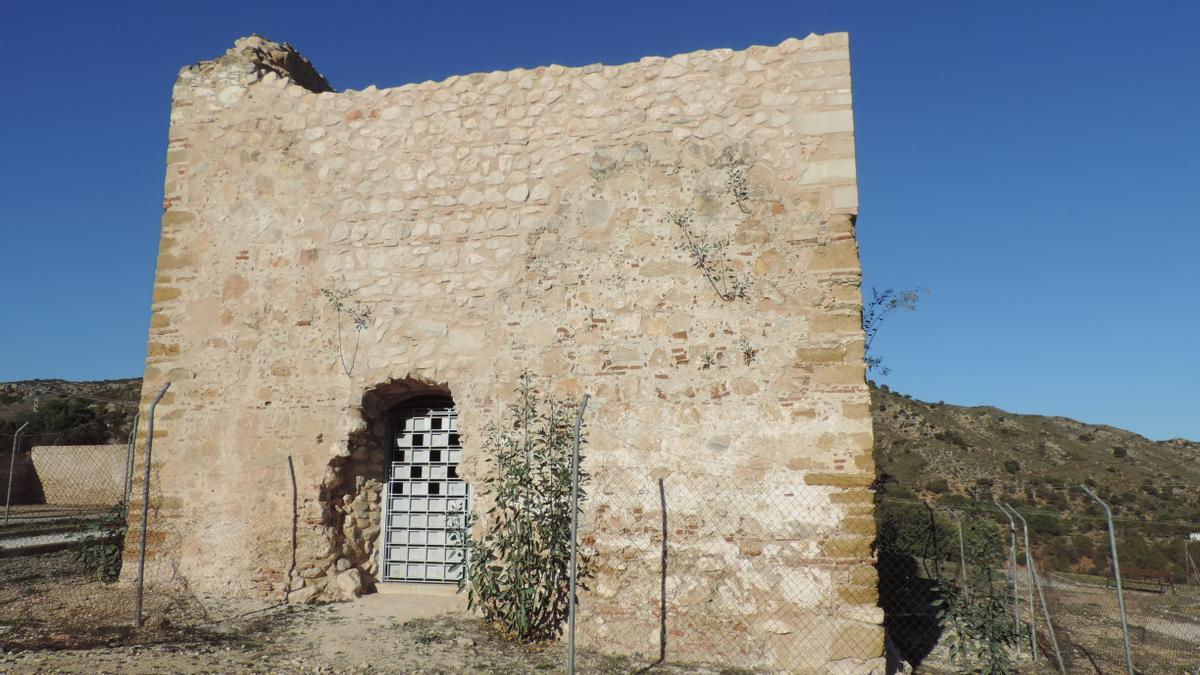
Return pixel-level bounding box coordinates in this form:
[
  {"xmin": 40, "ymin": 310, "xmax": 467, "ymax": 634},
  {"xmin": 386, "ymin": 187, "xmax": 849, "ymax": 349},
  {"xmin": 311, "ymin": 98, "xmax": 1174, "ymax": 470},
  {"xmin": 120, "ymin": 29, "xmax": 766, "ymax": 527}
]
[{"xmin": 126, "ymin": 33, "xmax": 881, "ymax": 671}]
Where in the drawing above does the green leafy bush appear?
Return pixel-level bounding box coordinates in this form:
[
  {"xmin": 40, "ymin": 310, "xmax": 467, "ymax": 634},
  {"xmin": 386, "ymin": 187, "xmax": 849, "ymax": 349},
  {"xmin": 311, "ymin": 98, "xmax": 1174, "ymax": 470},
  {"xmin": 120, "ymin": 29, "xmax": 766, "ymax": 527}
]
[
  {"xmin": 934, "ymin": 430, "xmax": 969, "ymax": 449},
  {"xmin": 458, "ymin": 372, "xmax": 590, "ymax": 641},
  {"xmin": 875, "ymin": 499, "xmax": 956, "ymax": 561},
  {"xmin": 72, "ymin": 503, "xmax": 127, "ymax": 582},
  {"xmin": 1, "ymin": 398, "xmax": 111, "ymax": 452},
  {"xmin": 934, "ymin": 511, "xmax": 1020, "ymax": 673},
  {"xmin": 1027, "ymin": 512, "xmax": 1064, "ymax": 537},
  {"xmin": 937, "ymin": 493, "xmax": 970, "ymax": 507},
  {"xmin": 926, "ymin": 478, "xmax": 949, "ymax": 494}
]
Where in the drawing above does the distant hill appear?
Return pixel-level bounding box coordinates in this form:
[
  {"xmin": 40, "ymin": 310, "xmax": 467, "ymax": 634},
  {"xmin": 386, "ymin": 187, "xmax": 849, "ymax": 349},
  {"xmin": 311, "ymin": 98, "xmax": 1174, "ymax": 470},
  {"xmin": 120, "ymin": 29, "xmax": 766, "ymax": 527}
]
[
  {"xmin": 871, "ymin": 382, "xmax": 1200, "ymax": 577},
  {"xmin": 0, "ymin": 378, "xmax": 140, "ymax": 450}
]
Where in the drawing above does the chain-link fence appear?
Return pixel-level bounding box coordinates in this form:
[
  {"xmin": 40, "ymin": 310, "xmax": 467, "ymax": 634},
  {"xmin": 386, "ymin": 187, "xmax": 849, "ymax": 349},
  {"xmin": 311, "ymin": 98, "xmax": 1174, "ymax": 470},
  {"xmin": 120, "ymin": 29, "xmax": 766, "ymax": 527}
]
[
  {"xmin": 562, "ymin": 463, "xmax": 1200, "ymax": 673},
  {"xmin": 876, "ymin": 489, "xmax": 1200, "ymax": 674},
  {"xmin": 2, "ymin": 444, "xmax": 130, "ymax": 525},
  {"xmin": 567, "ymin": 466, "xmax": 885, "ymax": 672},
  {"xmin": 2, "ymin": 388, "xmax": 1197, "ymax": 673},
  {"xmin": 1, "ymin": 440, "xmax": 133, "ymax": 587}
]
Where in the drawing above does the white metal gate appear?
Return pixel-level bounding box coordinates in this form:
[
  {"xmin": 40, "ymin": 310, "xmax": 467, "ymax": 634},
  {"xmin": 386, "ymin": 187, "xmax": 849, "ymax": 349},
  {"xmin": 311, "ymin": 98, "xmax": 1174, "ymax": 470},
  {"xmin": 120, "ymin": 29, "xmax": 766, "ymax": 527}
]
[{"xmin": 379, "ymin": 397, "xmax": 468, "ymax": 583}]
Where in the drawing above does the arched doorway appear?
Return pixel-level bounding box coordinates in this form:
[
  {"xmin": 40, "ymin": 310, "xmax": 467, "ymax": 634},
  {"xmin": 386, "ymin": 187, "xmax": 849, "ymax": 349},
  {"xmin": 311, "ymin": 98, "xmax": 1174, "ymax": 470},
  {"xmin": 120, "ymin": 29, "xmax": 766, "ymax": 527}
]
[{"xmin": 379, "ymin": 395, "xmax": 468, "ymax": 584}]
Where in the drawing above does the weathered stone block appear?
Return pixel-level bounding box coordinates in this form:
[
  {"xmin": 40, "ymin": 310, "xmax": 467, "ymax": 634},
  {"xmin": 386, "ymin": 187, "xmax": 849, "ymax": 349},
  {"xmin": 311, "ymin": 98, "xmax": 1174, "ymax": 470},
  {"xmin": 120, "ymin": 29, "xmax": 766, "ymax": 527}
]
[
  {"xmin": 161, "ymin": 211, "xmax": 195, "ymax": 227},
  {"xmin": 151, "ymin": 286, "xmax": 182, "ymax": 304},
  {"xmin": 831, "ymin": 622, "xmax": 885, "ymax": 661},
  {"xmin": 810, "ymin": 313, "xmax": 861, "ymax": 335},
  {"xmin": 806, "ymin": 472, "xmax": 874, "ymax": 488}
]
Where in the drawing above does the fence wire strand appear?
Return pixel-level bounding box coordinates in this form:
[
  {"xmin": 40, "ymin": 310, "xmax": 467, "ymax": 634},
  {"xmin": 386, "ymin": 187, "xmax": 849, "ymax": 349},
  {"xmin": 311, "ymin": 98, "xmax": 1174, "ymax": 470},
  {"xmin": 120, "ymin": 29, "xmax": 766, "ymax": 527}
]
[{"xmin": 567, "ymin": 459, "xmax": 1200, "ymax": 673}]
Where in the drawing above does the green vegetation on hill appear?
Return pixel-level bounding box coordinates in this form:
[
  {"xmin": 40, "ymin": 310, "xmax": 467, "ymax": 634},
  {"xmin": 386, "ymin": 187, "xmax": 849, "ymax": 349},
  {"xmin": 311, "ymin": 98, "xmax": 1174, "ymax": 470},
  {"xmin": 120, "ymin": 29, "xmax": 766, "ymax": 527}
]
[
  {"xmin": 871, "ymin": 382, "xmax": 1200, "ymax": 580},
  {"xmin": 0, "ymin": 379, "xmax": 140, "ymax": 451}
]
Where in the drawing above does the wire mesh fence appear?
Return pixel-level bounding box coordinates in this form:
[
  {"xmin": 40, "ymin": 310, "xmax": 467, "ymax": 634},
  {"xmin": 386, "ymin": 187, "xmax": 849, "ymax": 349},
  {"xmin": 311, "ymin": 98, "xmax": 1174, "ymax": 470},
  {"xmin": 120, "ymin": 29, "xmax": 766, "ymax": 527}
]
[
  {"xmin": 1, "ymin": 441, "xmax": 133, "ymax": 586},
  {"xmin": 873, "ymin": 489, "xmax": 1200, "ymax": 674},
  {"xmin": 565, "ymin": 463, "xmax": 1200, "ymax": 673},
  {"xmin": 1, "ymin": 388, "xmax": 1197, "ymax": 673},
  {"xmin": 2, "ymin": 444, "xmax": 130, "ymax": 527},
  {"xmin": 569, "ymin": 465, "xmax": 883, "ymax": 672}
]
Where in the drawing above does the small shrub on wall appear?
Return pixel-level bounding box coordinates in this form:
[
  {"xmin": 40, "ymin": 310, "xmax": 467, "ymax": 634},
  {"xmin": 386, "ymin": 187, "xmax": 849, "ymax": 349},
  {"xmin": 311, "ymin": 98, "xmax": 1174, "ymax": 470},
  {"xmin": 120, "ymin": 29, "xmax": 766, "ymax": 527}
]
[{"xmin": 458, "ymin": 372, "xmax": 590, "ymax": 641}]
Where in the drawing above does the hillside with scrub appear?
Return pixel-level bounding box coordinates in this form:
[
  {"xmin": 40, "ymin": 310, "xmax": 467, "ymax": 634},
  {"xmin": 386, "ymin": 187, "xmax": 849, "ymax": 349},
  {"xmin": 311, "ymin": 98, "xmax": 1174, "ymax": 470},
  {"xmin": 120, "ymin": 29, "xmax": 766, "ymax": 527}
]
[{"xmin": 871, "ymin": 382, "xmax": 1200, "ymax": 579}]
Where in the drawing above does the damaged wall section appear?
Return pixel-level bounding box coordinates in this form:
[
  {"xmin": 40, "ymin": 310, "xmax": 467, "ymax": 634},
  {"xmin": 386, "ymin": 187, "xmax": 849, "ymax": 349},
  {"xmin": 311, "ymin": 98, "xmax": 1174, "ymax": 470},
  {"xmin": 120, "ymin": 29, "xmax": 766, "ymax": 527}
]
[{"xmin": 296, "ymin": 378, "xmax": 452, "ymax": 601}]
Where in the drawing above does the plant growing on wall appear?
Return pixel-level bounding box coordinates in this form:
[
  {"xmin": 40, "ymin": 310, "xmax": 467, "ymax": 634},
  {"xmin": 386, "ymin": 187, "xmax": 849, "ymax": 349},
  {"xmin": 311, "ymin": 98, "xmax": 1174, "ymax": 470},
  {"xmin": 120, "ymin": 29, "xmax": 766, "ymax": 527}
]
[
  {"xmin": 668, "ymin": 165, "xmax": 758, "ymax": 303},
  {"xmin": 667, "ymin": 209, "xmax": 752, "ymax": 303},
  {"xmin": 726, "ymin": 165, "xmax": 750, "ymax": 214},
  {"xmin": 457, "ymin": 371, "xmax": 590, "ymax": 641},
  {"xmin": 737, "ymin": 337, "xmax": 758, "ymax": 365},
  {"xmin": 320, "ymin": 286, "xmax": 373, "ymax": 377},
  {"xmin": 862, "ymin": 287, "xmax": 927, "ymax": 375}
]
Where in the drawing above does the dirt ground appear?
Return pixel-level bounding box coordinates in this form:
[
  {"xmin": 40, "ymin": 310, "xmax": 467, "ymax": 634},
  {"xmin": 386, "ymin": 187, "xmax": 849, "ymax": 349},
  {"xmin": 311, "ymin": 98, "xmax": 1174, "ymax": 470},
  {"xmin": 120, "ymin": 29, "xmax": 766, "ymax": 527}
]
[
  {"xmin": 906, "ymin": 570, "xmax": 1200, "ymax": 674},
  {"xmin": 1038, "ymin": 572, "xmax": 1200, "ymax": 674},
  {"xmin": 0, "ymin": 551, "xmax": 740, "ymax": 674}
]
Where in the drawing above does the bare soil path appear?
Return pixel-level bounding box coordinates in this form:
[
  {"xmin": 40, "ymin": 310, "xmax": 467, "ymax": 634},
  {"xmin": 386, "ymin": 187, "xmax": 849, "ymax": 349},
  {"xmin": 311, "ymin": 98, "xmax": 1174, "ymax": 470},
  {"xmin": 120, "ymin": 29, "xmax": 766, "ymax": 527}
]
[{"xmin": 0, "ymin": 552, "xmax": 722, "ymax": 674}]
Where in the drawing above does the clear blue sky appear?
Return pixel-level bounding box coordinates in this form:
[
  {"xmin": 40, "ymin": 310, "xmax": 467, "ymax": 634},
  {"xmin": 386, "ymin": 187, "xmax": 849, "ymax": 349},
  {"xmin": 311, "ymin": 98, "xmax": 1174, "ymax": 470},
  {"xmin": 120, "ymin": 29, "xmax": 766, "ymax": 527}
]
[{"xmin": 1, "ymin": 2, "xmax": 1196, "ymax": 440}]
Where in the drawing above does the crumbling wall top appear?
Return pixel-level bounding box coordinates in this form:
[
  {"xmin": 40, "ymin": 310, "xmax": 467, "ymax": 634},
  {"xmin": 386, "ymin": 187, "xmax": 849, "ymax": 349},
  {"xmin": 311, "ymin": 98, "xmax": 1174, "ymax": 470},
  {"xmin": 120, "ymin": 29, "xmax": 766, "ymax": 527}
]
[{"xmin": 180, "ymin": 34, "xmax": 332, "ymax": 93}]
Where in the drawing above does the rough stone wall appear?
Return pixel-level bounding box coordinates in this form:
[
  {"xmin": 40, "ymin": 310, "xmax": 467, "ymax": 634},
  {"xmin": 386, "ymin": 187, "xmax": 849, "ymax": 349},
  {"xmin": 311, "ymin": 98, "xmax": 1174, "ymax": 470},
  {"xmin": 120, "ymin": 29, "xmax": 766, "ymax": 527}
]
[
  {"xmin": 31, "ymin": 445, "xmax": 126, "ymax": 506},
  {"xmin": 126, "ymin": 34, "xmax": 879, "ymax": 670}
]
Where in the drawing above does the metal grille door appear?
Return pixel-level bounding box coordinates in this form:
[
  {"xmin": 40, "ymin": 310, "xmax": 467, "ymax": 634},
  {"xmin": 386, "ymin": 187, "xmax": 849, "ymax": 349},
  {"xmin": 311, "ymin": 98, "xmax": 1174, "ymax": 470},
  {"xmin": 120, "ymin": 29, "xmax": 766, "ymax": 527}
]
[{"xmin": 380, "ymin": 397, "xmax": 468, "ymax": 583}]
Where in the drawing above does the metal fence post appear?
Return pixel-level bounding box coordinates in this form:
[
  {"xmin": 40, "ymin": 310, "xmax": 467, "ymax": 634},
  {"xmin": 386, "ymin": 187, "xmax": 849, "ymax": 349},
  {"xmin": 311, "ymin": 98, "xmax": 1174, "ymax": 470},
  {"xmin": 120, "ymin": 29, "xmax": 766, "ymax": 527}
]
[
  {"xmin": 995, "ymin": 499, "xmax": 1021, "ymax": 645},
  {"xmin": 566, "ymin": 392, "xmax": 589, "ymax": 675},
  {"xmin": 1005, "ymin": 504, "xmax": 1037, "ymax": 661},
  {"xmin": 1030, "ymin": 560, "xmax": 1066, "ymax": 673},
  {"xmin": 4, "ymin": 421, "xmax": 30, "ymax": 527},
  {"xmin": 123, "ymin": 412, "xmax": 139, "ymax": 506},
  {"xmin": 1081, "ymin": 485, "xmax": 1134, "ymax": 675},
  {"xmin": 1187, "ymin": 541, "xmax": 1199, "ymax": 586},
  {"xmin": 657, "ymin": 477, "xmax": 667, "ymax": 666},
  {"xmin": 945, "ymin": 509, "xmax": 969, "ymax": 599},
  {"xmin": 134, "ymin": 382, "xmax": 171, "ymax": 628},
  {"xmin": 285, "ymin": 455, "xmax": 298, "ymax": 603}
]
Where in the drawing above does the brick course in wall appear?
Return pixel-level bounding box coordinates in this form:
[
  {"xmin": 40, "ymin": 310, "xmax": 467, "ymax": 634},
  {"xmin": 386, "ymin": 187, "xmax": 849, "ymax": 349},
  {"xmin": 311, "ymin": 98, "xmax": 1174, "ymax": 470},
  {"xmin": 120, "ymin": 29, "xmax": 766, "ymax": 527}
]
[{"xmin": 124, "ymin": 33, "xmax": 881, "ymax": 671}]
